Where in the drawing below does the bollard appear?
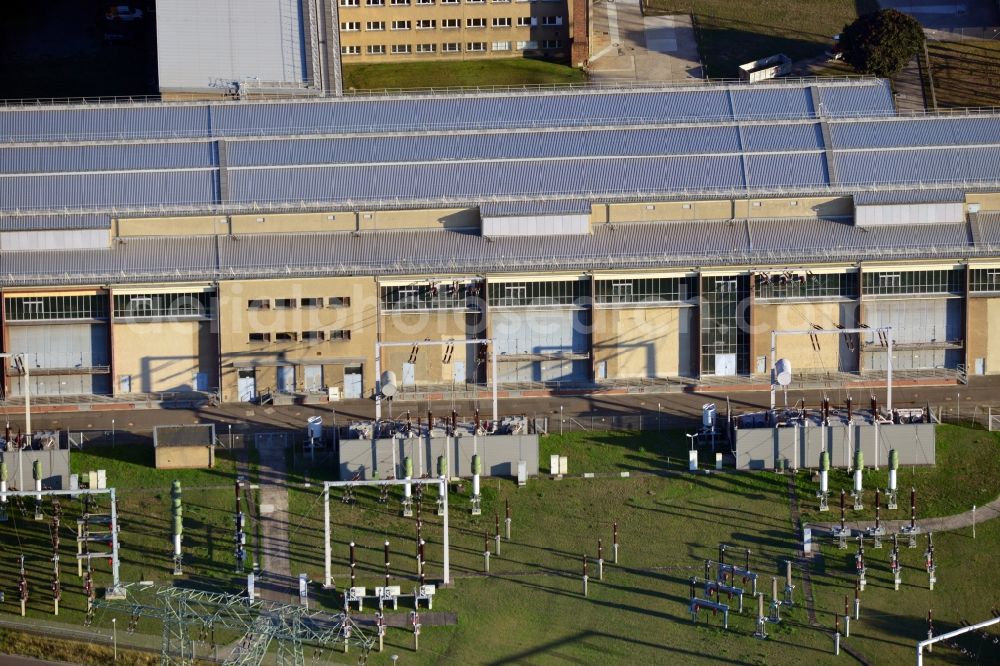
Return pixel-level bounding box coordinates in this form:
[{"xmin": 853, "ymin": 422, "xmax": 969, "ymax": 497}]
[
  {"xmin": 505, "ymin": 499, "xmax": 511, "ymax": 540},
  {"xmin": 598, "ymin": 539, "xmax": 604, "ymax": 581},
  {"xmin": 582, "ymin": 555, "xmax": 588, "ymax": 597},
  {"xmin": 844, "ymin": 595, "xmax": 850, "ymax": 637},
  {"xmin": 484, "ymin": 531, "xmax": 490, "ymax": 573},
  {"xmin": 613, "ymin": 522, "xmax": 619, "ymax": 564}
]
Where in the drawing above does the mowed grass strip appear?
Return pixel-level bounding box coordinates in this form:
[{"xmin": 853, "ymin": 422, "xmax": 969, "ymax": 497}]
[
  {"xmin": 643, "ymin": 0, "xmax": 878, "ymax": 78},
  {"xmin": 342, "ymin": 58, "xmax": 586, "ymax": 91}
]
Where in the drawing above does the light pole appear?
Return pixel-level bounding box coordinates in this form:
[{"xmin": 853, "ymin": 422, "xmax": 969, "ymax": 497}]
[
  {"xmin": 686, "ymin": 433, "xmax": 697, "ymax": 450},
  {"xmin": 228, "ymin": 423, "xmax": 233, "ymax": 449},
  {"xmin": 111, "ymin": 419, "xmax": 116, "ymax": 449},
  {"xmin": 658, "ymin": 403, "xmax": 662, "ymax": 431},
  {"xmin": 112, "ymin": 617, "xmax": 117, "ymax": 662},
  {"xmin": 560, "ymin": 405, "xmax": 564, "ymax": 436}
]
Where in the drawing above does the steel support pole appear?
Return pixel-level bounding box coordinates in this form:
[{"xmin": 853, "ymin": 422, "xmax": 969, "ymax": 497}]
[
  {"xmin": 108, "ymin": 488, "xmax": 123, "ymax": 595},
  {"xmin": 323, "ymin": 485, "xmax": 332, "ymax": 588},
  {"xmin": 442, "ymin": 475, "xmax": 450, "ymax": 585},
  {"xmin": 491, "ymin": 343, "xmax": 498, "ymax": 424},
  {"xmin": 374, "ymin": 343, "xmax": 382, "ymax": 421},
  {"xmin": 886, "ymin": 328, "xmax": 893, "ymax": 413},
  {"xmin": 770, "ymin": 330, "xmax": 777, "ymax": 411}
]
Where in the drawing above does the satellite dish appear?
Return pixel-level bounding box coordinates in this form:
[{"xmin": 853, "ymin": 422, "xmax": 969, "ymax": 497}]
[{"xmin": 775, "ymin": 358, "xmax": 793, "ymax": 387}]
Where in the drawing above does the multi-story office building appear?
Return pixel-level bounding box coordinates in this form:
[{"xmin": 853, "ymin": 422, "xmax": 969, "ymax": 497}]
[
  {"xmin": 155, "ymin": 0, "xmax": 587, "ymax": 99},
  {"xmin": 2, "ymin": 79, "xmax": 998, "ymax": 403}
]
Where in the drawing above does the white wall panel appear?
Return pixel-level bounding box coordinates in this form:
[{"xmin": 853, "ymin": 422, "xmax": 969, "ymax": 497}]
[
  {"xmin": 482, "ymin": 214, "xmax": 590, "ymax": 236},
  {"xmin": 0, "ymin": 229, "xmax": 108, "ymax": 251},
  {"xmin": 855, "ymin": 202, "xmax": 964, "ymax": 226}
]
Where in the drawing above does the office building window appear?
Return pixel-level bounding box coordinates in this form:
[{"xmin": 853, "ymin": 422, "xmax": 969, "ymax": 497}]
[
  {"xmin": 391, "ymin": 43, "xmax": 412, "ymax": 53},
  {"xmin": 492, "ymin": 40, "xmax": 511, "ymax": 51},
  {"xmin": 442, "ymin": 18, "xmax": 460, "ymax": 28},
  {"xmin": 416, "ymin": 0, "xmax": 434, "ymax": 4},
  {"xmin": 442, "ymin": 41, "xmax": 461, "ymax": 51},
  {"xmin": 467, "ymin": 17, "xmax": 486, "ymax": 27},
  {"xmin": 516, "ymin": 40, "xmax": 537, "ymax": 49},
  {"xmin": 416, "ymin": 43, "xmax": 436, "ymax": 52},
  {"xmin": 541, "ymin": 15, "xmax": 563, "ymax": 25},
  {"xmin": 330, "ymin": 330, "xmax": 352, "ymax": 341},
  {"xmin": 368, "ymin": 44, "xmax": 386, "ymax": 54},
  {"xmin": 541, "ymin": 39, "xmax": 561, "ymax": 48},
  {"xmin": 340, "ymin": 0, "xmax": 359, "ymax": 5},
  {"xmin": 341, "ymin": 45, "xmax": 361, "ymax": 54},
  {"xmin": 367, "ymin": 20, "xmax": 385, "ymax": 30},
  {"xmin": 341, "ymin": 21, "xmax": 360, "ymax": 30},
  {"xmin": 390, "ymin": 0, "xmax": 410, "ymax": 4},
  {"xmin": 391, "ymin": 19, "xmax": 411, "ymax": 30},
  {"xmin": 416, "ymin": 19, "xmax": 436, "ymax": 28},
  {"xmin": 492, "ymin": 17, "xmax": 511, "ymax": 27},
  {"xmin": 467, "ymin": 41, "xmax": 486, "ymax": 51},
  {"xmin": 517, "ymin": 16, "xmax": 535, "ymax": 26},
  {"xmin": 366, "ymin": 0, "xmax": 383, "ymax": 5}
]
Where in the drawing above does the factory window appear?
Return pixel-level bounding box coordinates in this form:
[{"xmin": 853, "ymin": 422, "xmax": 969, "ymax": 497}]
[
  {"xmin": 247, "ymin": 299, "xmax": 270, "ymax": 310},
  {"xmin": 493, "ymin": 40, "xmax": 511, "ymax": 51},
  {"xmin": 517, "ymin": 16, "xmax": 535, "ymax": 26},
  {"xmin": 342, "ymin": 45, "xmax": 361, "ymax": 55},
  {"xmin": 381, "ymin": 281, "xmax": 483, "ymax": 310},
  {"xmin": 467, "ymin": 41, "xmax": 486, "ymax": 51},
  {"xmin": 302, "ymin": 331, "xmax": 325, "ymax": 342},
  {"xmin": 330, "ymin": 329, "xmax": 352, "ymax": 341},
  {"xmin": 367, "ymin": 21, "xmax": 385, "ymax": 30},
  {"xmin": 300, "ymin": 297, "xmax": 323, "ymax": 308},
  {"xmin": 274, "ymin": 298, "xmax": 296, "ymax": 309},
  {"xmin": 5, "ymin": 294, "xmax": 109, "ymax": 321},
  {"xmin": 487, "ymin": 280, "xmax": 588, "ymax": 307},
  {"xmin": 249, "ymin": 333, "xmax": 271, "ymax": 344},
  {"xmin": 493, "ymin": 17, "xmax": 511, "ymax": 27},
  {"xmin": 970, "ymin": 268, "xmax": 1000, "ymax": 292},
  {"xmin": 416, "ymin": 19, "xmax": 436, "ymax": 28},
  {"xmin": 595, "ymin": 277, "xmax": 698, "ymax": 305},
  {"xmin": 443, "ymin": 41, "xmax": 461, "ymax": 51},
  {"xmin": 275, "ymin": 332, "xmax": 297, "ymax": 342},
  {"xmin": 467, "ymin": 18, "xmax": 486, "ymax": 28},
  {"xmin": 341, "ymin": 21, "xmax": 360, "ymax": 31},
  {"xmin": 541, "ymin": 15, "xmax": 562, "ymax": 25},
  {"xmin": 114, "ymin": 292, "xmax": 213, "ymax": 319},
  {"xmin": 328, "ymin": 296, "xmax": 352, "ymax": 308},
  {"xmin": 700, "ymin": 275, "xmax": 750, "ymax": 375},
  {"xmin": 416, "ymin": 43, "xmax": 436, "ymax": 52},
  {"xmin": 442, "ymin": 19, "xmax": 460, "ymax": 28},
  {"xmin": 391, "ymin": 20, "xmax": 411, "ymax": 30},
  {"xmin": 754, "ymin": 272, "xmax": 858, "ymax": 300},
  {"xmin": 368, "ymin": 44, "xmax": 386, "ymax": 54},
  {"xmin": 862, "ymin": 269, "xmax": 963, "ymax": 296}
]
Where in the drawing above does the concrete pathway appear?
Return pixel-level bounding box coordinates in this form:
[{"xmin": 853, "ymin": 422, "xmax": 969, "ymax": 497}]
[
  {"xmin": 588, "ymin": 1, "xmax": 702, "ymax": 83},
  {"xmin": 811, "ymin": 492, "xmax": 1000, "ymax": 535},
  {"xmin": 255, "ymin": 440, "xmax": 295, "ymax": 604}
]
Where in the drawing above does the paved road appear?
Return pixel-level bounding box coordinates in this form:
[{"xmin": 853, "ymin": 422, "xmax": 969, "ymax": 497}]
[
  {"xmin": 254, "ymin": 438, "xmax": 295, "ymax": 604},
  {"xmin": 0, "ymin": 656, "xmax": 77, "ymax": 666},
  {"xmin": 4, "ymin": 377, "xmax": 997, "ymax": 437}
]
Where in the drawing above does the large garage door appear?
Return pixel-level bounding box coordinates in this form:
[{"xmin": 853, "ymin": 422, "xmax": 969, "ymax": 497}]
[
  {"xmin": 7, "ymin": 324, "xmax": 109, "ymax": 396},
  {"xmin": 863, "ymin": 299, "xmax": 962, "ymax": 370},
  {"xmin": 493, "ymin": 310, "xmax": 588, "ymax": 382}
]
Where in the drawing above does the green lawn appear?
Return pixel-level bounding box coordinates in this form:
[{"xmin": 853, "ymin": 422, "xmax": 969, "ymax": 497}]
[
  {"xmin": 4, "ymin": 426, "xmax": 1000, "ymax": 664},
  {"xmin": 643, "ymin": 0, "xmax": 878, "ymax": 78},
  {"xmin": 797, "ymin": 424, "xmax": 1000, "ymax": 522},
  {"xmin": 342, "ymin": 58, "xmax": 586, "ymax": 91},
  {"xmin": 70, "ymin": 444, "xmax": 238, "ymax": 490}
]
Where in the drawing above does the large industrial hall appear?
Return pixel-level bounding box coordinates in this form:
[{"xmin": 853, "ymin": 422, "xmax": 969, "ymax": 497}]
[{"xmin": 2, "ymin": 77, "xmax": 999, "ymax": 404}]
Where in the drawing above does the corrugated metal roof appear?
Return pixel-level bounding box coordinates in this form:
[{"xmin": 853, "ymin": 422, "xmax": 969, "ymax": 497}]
[
  {"xmin": 481, "ymin": 200, "xmax": 592, "ymax": 217},
  {"xmin": 0, "ymin": 213, "xmax": 110, "ymax": 231},
  {"xmin": 0, "ymin": 142, "xmax": 216, "ymax": 174},
  {"xmin": 5, "ymin": 216, "xmax": 988, "ymax": 287},
  {"xmin": 0, "ymin": 79, "xmax": 895, "ymax": 144},
  {"xmin": 741, "ymin": 123, "xmax": 823, "ymax": 152},
  {"xmin": 156, "ymin": 0, "xmax": 307, "ymax": 91},
  {"xmin": 853, "ymin": 189, "xmax": 966, "ymax": 205},
  {"xmin": 0, "ymin": 170, "xmax": 217, "ymax": 211}
]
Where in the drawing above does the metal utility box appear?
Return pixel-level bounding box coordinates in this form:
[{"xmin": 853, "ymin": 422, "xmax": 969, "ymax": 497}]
[{"xmin": 738, "ymin": 54, "xmax": 792, "ymax": 82}]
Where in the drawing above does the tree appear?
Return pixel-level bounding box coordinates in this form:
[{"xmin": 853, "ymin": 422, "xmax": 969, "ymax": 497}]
[{"xmin": 840, "ymin": 9, "xmax": 925, "ymax": 78}]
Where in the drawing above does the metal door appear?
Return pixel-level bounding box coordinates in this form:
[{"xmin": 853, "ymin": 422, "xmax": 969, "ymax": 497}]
[
  {"xmin": 976, "ymin": 358, "xmax": 986, "ymax": 375},
  {"xmin": 715, "ymin": 353, "xmax": 737, "ymax": 376},
  {"xmin": 119, "ymin": 375, "xmax": 132, "ymax": 394},
  {"xmin": 344, "ymin": 366, "xmax": 363, "ymax": 399},
  {"xmin": 452, "ymin": 360, "xmax": 465, "ymax": 384},
  {"xmin": 402, "ymin": 362, "xmax": 416, "ymax": 386},
  {"xmin": 277, "ymin": 366, "xmax": 295, "ymax": 393},
  {"xmin": 596, "ymin": 362, "xmax": 607, "ymax": 380},
  {"xmin": 304, "ymin": 366, "xmax": 323, "ymax": 392},
  {"xmin": 194, "ymin": 372, "xmax": 208, "ymax": 391},
  {"xmin": 238, "ymin": 369, "xmax": 257, "ymax": 402}
]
